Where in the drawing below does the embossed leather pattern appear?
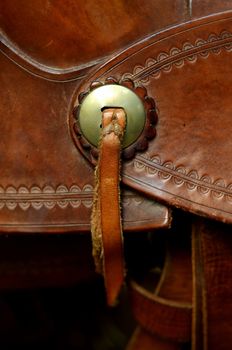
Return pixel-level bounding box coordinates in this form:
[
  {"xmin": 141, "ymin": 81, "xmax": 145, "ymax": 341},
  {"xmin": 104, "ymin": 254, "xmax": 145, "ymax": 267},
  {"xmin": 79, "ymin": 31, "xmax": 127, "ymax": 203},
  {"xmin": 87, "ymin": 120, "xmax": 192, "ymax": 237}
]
[
  {"xmin": 0, "ymin": 0, "xmax": 178, "ymax": 233},
  {"xmin": 76, "ymin": 12, "xmax": 232, "ymax": 223},
  {"xmin": 0, "ymin": 52, "xmax": 169, "ymax": 233},
  {"xmin": 1, "ymin": 4, "xmax": 231, "ymax": 225},
  {"xmin": 0, "ymin": 2, "xmax": 232, "ymax": 349}
]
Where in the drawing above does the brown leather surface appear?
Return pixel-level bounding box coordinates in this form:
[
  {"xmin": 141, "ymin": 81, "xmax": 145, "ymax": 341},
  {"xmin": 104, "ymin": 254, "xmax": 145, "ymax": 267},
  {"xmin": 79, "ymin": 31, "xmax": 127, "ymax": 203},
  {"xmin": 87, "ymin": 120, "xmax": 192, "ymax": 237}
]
[
  {"xmin": 92, "ymin": 108, "xmax": 126, "ymax": 305},
  {"xmin": 77, "ymin": 11, "xmax": 232, "ymax": 224},
  {"xmin": 129, "ymin": 216, "xmax": 232, "ymax": 349},
  {"xmin": 2, "ymin": 1, "xmax": 230, "ymax": 81},
  {"xmin": 192, "ymin": 219, "xmax": 232, "ymax": 350},
  {"xmin": 2, "ymin": 0, "xmax": 230, "ymax": 73},
  {"xmin": 1, "ymin": 5, "xmax": 232, "ymax": 227},
  {"xmin": 0, "ymin": 0, "xmax": 186, "ymax": 80},
  {"xmin": 0, "ymin": 3, "xmax": 232, "ymax": 349},
  {"xmin": 130, "ymin": 228, "xmax": 192, "ymax": 344},
  {"xmin": 130, "ymin": 282, "xmax": 191, "ymax": 343},
  {"xmin": 0, "ymin": 38, "xmax": 170, "ymax": 233},
  {"xmin": 127, "ymin": 328, "xmax": 181, "ymax": 350},
  {"xmin": 192, "ymin": 0, "xmax": 232, "ymax": 17}
]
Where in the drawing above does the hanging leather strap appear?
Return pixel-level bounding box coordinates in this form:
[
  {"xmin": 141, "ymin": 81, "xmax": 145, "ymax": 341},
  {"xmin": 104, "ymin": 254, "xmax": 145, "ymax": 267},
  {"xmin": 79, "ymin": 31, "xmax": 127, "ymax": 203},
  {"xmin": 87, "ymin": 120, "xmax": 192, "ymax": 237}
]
[{"xmin": 91, "ymin": 108, "xmax": 126, "ymax": 306}]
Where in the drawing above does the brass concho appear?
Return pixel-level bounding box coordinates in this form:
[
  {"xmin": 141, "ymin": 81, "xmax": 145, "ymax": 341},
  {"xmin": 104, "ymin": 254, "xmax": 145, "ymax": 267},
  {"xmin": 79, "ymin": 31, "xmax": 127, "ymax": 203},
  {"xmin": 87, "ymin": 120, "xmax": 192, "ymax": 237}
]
[{"xmin": 71, "ymin": 78, "xmax": 158, "ymax": 162}]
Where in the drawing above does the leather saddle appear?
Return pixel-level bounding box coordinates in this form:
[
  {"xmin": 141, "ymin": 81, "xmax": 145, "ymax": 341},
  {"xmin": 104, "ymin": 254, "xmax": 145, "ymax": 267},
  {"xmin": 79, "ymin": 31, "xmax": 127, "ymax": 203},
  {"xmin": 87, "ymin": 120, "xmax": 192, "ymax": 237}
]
[{"xmin": 1, "ymin": 1, "xmax": 232, "ymax": 349}]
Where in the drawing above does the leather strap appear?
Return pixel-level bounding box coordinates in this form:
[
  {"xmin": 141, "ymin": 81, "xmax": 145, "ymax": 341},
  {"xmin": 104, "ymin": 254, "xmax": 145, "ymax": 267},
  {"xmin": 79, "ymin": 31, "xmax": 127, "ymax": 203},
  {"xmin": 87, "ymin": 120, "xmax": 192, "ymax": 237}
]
[
  {"xmin": 91, "ymin": 108, "xmax": 126, "ymax": 306},
  {"xmin": 126, "ymin": 327, "xmax": 181, "ymax": 350},
  {"xmin": 130, "ymin": 230, "xmax": 192, "ymax": 344},
  {"xmin": 191, "ymin": 220, "xmax": 206, "ymax": 350},
  {"xmin": 130, "ymin": 281, "xmax": 192, "ymax": 342},
  {"xmin": 192, "ymin": 218, "xmax": 232, "ymax": 350}
]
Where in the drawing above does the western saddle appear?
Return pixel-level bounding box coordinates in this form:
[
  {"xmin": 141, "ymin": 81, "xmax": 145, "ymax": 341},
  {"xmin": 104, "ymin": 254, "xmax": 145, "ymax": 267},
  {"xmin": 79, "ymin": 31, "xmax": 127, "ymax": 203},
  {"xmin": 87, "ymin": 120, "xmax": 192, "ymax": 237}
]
[{"xmin": 0, "ymin": 1, "xmax": 232, "ymax": 348}]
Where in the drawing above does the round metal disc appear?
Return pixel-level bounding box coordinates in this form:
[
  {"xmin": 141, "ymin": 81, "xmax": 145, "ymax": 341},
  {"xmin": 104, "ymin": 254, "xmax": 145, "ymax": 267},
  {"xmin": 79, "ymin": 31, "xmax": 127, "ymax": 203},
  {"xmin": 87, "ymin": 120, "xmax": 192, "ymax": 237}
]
[{"xmin": 78, "ymin": 84, "xmax": 146, "ymax": 148}]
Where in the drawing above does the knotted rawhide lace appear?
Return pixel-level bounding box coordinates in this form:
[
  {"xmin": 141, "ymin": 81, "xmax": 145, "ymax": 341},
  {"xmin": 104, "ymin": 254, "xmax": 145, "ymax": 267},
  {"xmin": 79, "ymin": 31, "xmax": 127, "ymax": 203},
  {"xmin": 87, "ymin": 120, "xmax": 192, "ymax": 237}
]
[{"xmin": 91, "ymin": 108, "xmax": 126, "ymax": 306}]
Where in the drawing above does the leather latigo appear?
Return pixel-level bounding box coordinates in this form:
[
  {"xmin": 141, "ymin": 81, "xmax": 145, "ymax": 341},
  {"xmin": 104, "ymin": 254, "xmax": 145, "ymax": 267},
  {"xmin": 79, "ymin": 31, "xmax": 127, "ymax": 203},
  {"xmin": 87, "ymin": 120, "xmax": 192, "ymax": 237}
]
[
  {"xmin": 91, "ymin": 108, "xmax": 126, "ymax": 306},
  {"xmin": 0, "ymin": 43, "xmax": 169, "ymax": 233},
  {"xmin": 77, "ymin": 12, "xmax": 232, "ymax": 224}
]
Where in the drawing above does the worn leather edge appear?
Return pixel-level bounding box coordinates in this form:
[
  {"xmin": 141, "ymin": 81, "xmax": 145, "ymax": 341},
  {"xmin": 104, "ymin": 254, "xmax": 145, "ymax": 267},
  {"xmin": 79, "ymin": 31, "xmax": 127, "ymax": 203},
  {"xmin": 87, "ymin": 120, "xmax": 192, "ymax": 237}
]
[
  {"xmin": 1, "ymin": 11, "xmax": 232, "ymax": 81},
  {"xmin": 0, "ymin": 190, "xmax": 171, "ymax": 233},
  {"xmin": 0, "ymin": 32, "xmax": 107, "ymax": 82}
]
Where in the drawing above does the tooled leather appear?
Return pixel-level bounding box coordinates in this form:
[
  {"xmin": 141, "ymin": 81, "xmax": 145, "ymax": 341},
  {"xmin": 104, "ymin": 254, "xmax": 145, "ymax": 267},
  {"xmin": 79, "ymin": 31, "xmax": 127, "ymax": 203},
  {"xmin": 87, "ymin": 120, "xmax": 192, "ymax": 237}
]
[
  {"xmin": 0, "ymin": 51, "xmax": 170, "ymax": 232},
  {"xmin": 75, "ymin": 12, "xmax": 232, "ymax": 223}
]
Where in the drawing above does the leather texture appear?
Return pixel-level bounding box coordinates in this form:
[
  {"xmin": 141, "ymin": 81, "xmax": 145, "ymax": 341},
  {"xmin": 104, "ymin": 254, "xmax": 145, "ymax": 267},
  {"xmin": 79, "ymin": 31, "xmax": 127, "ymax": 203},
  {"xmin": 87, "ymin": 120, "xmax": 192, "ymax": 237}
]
[
  {"xmin": 76, "ymin": 11, "xmax": 232, "ymax": 224},
  {"xmin": 192, "ymin": 218, "xmax": 232, "ymax": 350},
  {"xmin": 1, "ymin": 2, "xmax": 232, "ymax": 349},
  {"xmin": 92, "ymin": 108, "xmax": 126, "ymax": 305},
  {"xmin": 128, "ymin": 221, "xmax": 192, "ymax": 348},
  {"xmin": 1, "ymin": 3, "xmax": 232, "ymax": 228},
  {"xmin": 0, "ymin": 46, "xmax": 169, "ymax": 233},
  {"xmin": 0, "ymin": 0, "xmax": 187, "ymax": 80}
]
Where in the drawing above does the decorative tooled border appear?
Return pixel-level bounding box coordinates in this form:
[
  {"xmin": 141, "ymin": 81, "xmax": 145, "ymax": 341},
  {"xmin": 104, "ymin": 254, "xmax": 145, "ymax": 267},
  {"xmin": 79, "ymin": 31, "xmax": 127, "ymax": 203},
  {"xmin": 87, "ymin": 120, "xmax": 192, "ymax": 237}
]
[
  {"xmin": 134, "ymin": 154, "xmax": 232, "ymax": 202},
  {"xmin": 122, "ymin": 31, "xmax": 232, "ymax": 84},
  {"xmin": 122, "ymin": 32, "xmax": 232, "ymax": 204},
  {"xmin": 0, "ymin": 185, "xmax": 93, "ymax": 210},
  {"xmin": 0, "ymin": 185, "xmax": 149, "ymax": 211}
]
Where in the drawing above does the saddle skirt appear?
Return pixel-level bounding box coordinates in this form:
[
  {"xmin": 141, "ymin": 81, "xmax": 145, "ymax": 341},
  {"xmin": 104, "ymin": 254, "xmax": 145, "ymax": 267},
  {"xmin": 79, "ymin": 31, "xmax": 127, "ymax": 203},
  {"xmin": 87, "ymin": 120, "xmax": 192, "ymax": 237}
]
[
  {"xmin": 0, "ymin": 6, "xmax": 232, "ymax": 228},
  {"xmin": 1, "ymin": 2, "xmax": 232, "ymax": 349}
]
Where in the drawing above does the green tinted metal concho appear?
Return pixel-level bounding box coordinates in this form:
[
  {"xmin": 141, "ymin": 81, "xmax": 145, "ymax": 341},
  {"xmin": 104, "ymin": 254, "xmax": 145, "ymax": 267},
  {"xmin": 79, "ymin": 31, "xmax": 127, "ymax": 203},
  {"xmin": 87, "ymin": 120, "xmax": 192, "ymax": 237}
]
[{"xmin": 78, "ymin": 84, "xmax": 146, "ymax": 148}]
